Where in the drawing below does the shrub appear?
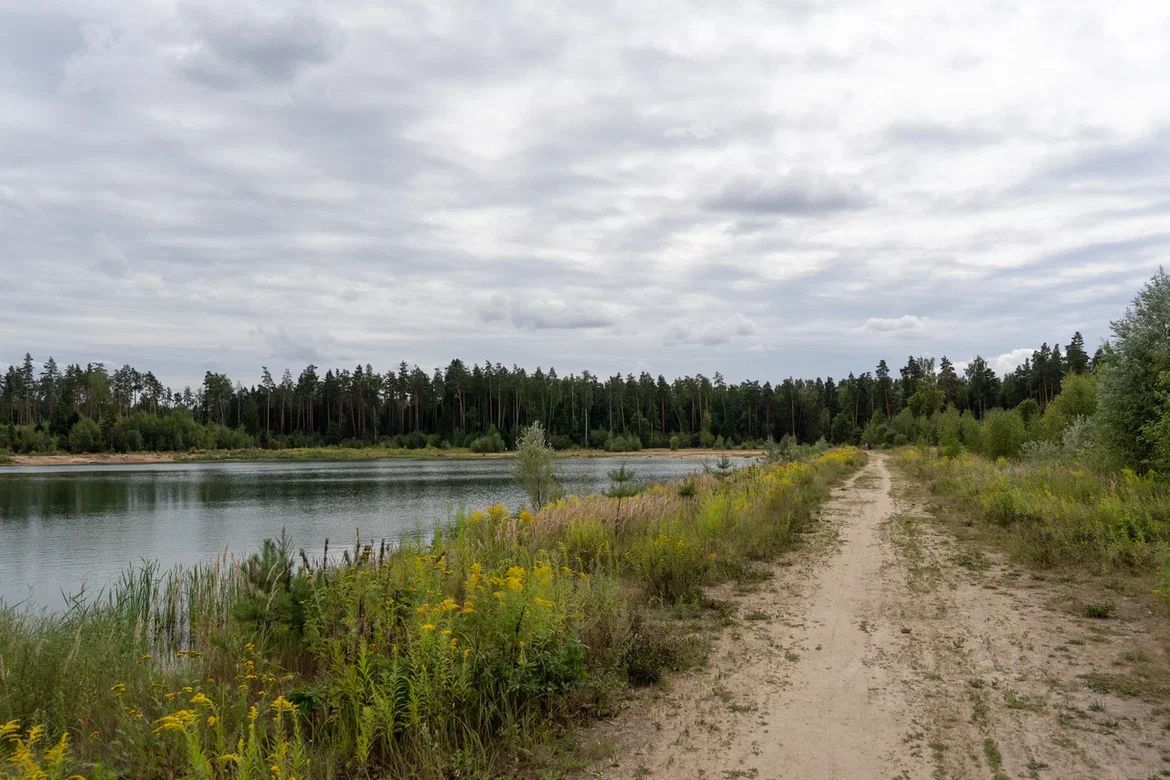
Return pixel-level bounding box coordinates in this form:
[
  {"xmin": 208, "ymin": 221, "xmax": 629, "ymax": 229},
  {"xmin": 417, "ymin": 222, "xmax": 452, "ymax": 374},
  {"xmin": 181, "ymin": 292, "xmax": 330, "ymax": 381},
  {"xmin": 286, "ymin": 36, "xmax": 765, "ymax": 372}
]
[
  {"xmin": 515, "ymin": 421, "xmax": 562, "ymax": 508},
  {"xmin": 67, "ymin": 416, "xmax": 102, "ymax": 453},
  {"xmin": 625, "ymin": 531, "xmax": 712, "ymax": 603},
  {"xmin": 469, "ymin": 428, "xmax": 506, "ymax": 453},
  {"xmin": 983, "ymin": 409, "xmax": 1027, "ymax": 459}
]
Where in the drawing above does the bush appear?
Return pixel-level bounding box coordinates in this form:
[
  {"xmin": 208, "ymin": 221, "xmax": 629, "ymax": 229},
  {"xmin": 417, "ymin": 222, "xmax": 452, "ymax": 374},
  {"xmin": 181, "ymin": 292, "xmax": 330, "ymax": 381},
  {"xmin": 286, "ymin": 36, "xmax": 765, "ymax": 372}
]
[
  {"xmin": 469, "ymin": 428, "xmax": 506, "ymax": 453},
  {"xmin": 983, "ymin": 409, "xmax": 1027, "ymax": 459},
  {"xmin": 625, "ymin": 530, "xmax": 712, "ymax": 603},
  {"xmin": 515, "ymin": 421, "xmax": 562, "ymax": 508},
  {"xmin": 67, "ymin": 417, "xmax": 102, "ymax": 453},
  {"xmin": 604, "ymin": 433, "xmax": 642, "ymax": 452}
]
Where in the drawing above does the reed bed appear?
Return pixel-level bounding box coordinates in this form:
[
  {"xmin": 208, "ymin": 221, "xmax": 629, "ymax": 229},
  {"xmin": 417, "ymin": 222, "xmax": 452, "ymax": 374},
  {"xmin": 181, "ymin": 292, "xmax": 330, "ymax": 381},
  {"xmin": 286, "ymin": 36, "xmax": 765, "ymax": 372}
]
[{"xmin": 1, "ymin": 448, "xmax": 864, "ymax": 778}]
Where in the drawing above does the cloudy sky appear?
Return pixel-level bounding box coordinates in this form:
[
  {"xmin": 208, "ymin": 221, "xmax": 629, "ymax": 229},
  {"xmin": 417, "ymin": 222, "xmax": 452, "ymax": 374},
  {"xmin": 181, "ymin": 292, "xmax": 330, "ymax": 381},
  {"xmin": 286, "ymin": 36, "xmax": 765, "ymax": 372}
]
[{"xmin": 2, "ymin": 1, "xmax": 1168, "ymax": 388}]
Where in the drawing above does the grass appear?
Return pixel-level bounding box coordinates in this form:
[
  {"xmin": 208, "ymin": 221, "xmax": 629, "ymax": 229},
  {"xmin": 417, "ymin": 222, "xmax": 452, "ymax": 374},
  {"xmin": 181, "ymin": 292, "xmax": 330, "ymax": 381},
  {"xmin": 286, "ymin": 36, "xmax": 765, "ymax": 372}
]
[
  {"xmin": 1081, "ymin": 601, "xmax": 1116, "ymax": 619},
  {"xmin": 0, "ymin": 448, "xmax": 864, "ymax": 778},
  {"xmin": 982, "ymin": 737, "xmax": 1003, "ymax": 770},
  {"xmin": 896, "ymin": 448, "xmax": 1170, "ymax": 581}
]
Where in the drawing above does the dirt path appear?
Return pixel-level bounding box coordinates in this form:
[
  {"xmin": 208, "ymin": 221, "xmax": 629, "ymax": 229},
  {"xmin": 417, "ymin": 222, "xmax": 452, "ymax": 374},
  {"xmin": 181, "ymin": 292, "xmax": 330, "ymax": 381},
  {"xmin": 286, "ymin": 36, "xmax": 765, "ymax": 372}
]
[{"xmin": 580, "ymin": 453, "xmax": 1170, "ymax": 779}]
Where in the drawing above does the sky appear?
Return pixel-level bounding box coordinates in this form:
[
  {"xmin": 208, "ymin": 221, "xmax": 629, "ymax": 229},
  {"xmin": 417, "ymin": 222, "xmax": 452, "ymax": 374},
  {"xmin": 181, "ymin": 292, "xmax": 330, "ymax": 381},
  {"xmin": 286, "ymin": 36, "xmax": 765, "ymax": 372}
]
[{"xmin": 2, "ymin": 0, "xmax": 1169, "ymax": 390}]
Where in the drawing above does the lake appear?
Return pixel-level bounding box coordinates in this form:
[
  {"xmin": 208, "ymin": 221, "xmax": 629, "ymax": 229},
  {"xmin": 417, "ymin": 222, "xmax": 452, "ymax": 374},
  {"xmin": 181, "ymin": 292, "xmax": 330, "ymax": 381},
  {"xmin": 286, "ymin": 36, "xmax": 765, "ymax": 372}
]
[{"xmin": 0, "ymin": 455, "xmax": 746, "ymax": 610}]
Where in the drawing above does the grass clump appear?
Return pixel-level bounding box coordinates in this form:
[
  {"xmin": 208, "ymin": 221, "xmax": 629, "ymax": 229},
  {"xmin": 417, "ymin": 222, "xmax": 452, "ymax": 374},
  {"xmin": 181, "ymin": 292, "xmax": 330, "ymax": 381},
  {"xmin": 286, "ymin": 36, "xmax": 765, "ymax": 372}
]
[
  {"xmin": 1081, "ymin": 601, "xmax": 1116, "ymax": 619},
  {"xmin": 0, "ymin": 448, "xmax": 864, "ymax": 777}
]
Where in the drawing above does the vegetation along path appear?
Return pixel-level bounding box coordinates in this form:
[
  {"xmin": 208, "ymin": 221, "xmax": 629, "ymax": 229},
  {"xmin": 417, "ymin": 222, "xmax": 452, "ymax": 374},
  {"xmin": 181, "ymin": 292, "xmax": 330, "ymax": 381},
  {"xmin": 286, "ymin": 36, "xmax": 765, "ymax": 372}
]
[{"xmin": 581, "ymin": 453, "xmax": 1170, "ymax": 779}]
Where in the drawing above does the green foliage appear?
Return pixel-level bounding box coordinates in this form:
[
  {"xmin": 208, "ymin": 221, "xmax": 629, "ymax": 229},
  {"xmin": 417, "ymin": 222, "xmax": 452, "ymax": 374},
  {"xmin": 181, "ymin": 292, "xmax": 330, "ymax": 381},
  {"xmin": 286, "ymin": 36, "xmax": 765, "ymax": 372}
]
[
  {"xmin": 936, "ymin": 407, "xmax": 963, "ymax": 458},
  {"xmin": 604, "ymin": 432, "xmax": 643, "ymax": 452},
  {"xmin": 1144, "ymin": 371, "xmax": 1170, "ymax": 475},
  {"xmin": 982, "ymin": 409, "xmax": 1027, "ymax": 459},
  {"xmin": 1097, "ymin": 268, "xmax": 1170, "ymax": 471},
  {"xmin": 605, "ymin": 462, "xmax": 641, "ymax": 510},
  {"xmin": 469, "ymin": 427, "xmax": 506, "ymax": 453},
  {"xmin": 515, "ymin": 421, "xmax": 562, "ymax": 508},
  {"xmin": 625, "ymin": 530, "xmax": 711, "ymax": 603},
  {"xmin": 67, "ymin": 416, "xmax": 102, "ymax": 453}
]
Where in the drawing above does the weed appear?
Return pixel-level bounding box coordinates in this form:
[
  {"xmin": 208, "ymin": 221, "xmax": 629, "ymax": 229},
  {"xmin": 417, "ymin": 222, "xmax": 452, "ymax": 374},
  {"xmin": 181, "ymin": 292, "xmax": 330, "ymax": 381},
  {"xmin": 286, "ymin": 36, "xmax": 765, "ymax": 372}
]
[
  {"xmin": 1081, "ymin": 601, "xmax": 1116, "ymax": 619},
  {"xmin": 983, "ymin": 738, "xmax": 1003, "ymax": 770}
]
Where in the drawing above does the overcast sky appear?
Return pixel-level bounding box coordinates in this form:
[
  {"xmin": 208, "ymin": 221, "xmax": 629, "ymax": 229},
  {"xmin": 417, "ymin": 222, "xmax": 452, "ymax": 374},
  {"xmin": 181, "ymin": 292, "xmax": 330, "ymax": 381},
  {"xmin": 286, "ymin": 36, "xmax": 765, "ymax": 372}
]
[{"xmin": 2, "ymin": 1, "xmax": 1168, "ymax": 388}]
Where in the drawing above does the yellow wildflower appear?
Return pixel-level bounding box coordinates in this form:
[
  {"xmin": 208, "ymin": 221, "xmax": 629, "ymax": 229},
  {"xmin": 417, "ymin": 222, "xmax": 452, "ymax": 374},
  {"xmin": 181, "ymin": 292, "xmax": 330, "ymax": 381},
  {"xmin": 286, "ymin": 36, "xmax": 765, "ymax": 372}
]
[
  {"xmin": 154, "ymin": 709, "xmax": 197, "ymax": 733},
  {"xmin": 270, "ymin": 696, "xmax": 296, "ymax": 714},
  {"xmin": 190, "ymin": 692, "xmax": 214, "ymax": 708},
  {"xmin": 421, "ymin": 623, "xmax": 436, "ymax": 632}
]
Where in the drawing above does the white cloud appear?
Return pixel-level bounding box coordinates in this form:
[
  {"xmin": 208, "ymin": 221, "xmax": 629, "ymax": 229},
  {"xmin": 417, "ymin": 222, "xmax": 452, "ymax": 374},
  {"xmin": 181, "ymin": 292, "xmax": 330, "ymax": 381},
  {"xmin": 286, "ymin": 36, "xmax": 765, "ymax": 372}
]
[
  {"xmin": 2, "ymin": 0, "xmax": 1168, "ymax": 384},
  {"xmin": 989, "ymin": 348, "xmax": 1036, "ymax": 376},
  {"xmin": 859, "ymin": 315, "xmax": 929, "ymax": 337},
  {"xmin": 664, "ymin": 313, "xmax": 756, "ymax": 347}
]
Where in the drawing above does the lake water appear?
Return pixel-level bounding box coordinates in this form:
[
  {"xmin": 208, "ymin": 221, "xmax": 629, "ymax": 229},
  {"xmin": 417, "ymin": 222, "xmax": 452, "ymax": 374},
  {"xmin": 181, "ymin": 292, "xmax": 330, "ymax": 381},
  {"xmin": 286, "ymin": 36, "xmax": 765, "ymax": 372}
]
[{"xmin": 0, "ymin": 456, "xmax": 745, "ymax": 610}]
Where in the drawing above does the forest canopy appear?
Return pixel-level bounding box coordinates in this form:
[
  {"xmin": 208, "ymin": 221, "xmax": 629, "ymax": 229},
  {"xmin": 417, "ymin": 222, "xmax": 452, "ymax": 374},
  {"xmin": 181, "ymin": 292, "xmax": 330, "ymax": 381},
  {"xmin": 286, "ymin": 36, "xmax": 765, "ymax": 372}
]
[{"xmin": 0, "ymin": 334, "xmax": 1100, "ymax": 455}]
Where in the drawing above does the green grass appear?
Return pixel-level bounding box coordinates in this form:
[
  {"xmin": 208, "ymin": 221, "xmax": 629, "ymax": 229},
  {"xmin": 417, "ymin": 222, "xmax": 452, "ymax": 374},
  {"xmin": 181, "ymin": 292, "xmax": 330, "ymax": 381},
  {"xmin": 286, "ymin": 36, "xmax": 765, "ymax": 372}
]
[
  {"xmin": 897, "ymin": 448, "xmax": 1170, "ymax": 577},
  {"xmin": 0, "ymin": 449, "xmax": 864, "ymax": 777}
]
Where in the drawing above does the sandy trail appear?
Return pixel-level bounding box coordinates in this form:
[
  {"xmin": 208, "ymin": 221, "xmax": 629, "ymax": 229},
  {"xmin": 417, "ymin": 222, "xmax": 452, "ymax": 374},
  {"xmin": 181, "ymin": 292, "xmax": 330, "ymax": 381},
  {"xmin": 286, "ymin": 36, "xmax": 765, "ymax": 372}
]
[{"xmin": 583, "ymin": 453, "xmax": 1169, "ymax": 779}]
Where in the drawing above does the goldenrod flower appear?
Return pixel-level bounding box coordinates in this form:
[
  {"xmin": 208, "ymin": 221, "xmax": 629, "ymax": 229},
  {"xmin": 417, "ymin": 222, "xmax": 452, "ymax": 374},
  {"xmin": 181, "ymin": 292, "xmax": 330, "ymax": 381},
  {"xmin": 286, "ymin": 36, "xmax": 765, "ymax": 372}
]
[
  {"xmin": 153, "ymin": 709, "xmax": 197, "ymax": 733},
  {"xmin": 270, "ymin": 696, "xmax": 296, "ymax": 714}
]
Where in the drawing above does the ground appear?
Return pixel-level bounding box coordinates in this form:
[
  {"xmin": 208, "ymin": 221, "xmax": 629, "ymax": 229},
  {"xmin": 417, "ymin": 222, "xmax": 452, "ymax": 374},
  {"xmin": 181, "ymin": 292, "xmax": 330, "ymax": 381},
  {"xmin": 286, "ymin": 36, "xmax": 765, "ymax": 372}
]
[{"xmin": 574, "ymin": 453, "xmax": 1170, "ymax": 779}]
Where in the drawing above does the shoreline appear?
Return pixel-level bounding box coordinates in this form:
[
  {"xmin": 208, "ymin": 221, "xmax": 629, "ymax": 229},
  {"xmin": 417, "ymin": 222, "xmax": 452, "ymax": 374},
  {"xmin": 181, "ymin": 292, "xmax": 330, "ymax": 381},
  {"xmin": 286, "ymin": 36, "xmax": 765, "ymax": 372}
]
[{"xmin": 4, "ymin": 447, "xmax": 764, "ymax": 467}]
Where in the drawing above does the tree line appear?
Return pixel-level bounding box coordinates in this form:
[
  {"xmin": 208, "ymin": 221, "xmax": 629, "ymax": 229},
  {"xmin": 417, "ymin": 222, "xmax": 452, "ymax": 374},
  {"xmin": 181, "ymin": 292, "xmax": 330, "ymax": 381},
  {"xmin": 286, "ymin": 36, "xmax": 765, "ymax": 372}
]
[{"xmin": 0, "ymin": 327, "xmax": 1105, "ymax": 457}]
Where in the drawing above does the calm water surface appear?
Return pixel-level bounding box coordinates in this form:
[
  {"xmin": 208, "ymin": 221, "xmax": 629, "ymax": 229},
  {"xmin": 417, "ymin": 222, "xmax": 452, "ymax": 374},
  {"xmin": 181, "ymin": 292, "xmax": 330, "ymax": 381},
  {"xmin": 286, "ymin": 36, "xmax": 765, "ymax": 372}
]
[{"xmin": 0, "ymin": 456, "xmax": 744, "ymax": 610}]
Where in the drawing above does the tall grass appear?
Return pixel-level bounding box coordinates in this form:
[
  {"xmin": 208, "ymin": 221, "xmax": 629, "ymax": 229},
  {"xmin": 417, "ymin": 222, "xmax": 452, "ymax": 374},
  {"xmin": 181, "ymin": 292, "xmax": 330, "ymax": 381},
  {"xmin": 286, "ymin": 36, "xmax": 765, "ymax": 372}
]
[
  {"xmin": 1, "ymin": 449, "xmax": 863, "ymax": 778},
  {"xmin": 898, "ymin": 448, "xmax": 1170, "ymax": 573}
]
